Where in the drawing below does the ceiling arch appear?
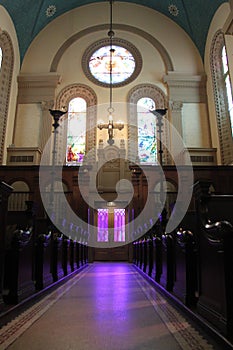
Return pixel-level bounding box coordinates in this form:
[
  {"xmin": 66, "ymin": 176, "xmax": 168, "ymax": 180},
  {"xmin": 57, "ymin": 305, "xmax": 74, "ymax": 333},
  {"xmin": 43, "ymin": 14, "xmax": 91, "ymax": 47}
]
[
  {"xmin": 50, "ymin": 23, "xmax": 174, "ymax": 73},
  {"xmin": 0, "ymin": 0, "xmax": 228, "ymax": 62}
]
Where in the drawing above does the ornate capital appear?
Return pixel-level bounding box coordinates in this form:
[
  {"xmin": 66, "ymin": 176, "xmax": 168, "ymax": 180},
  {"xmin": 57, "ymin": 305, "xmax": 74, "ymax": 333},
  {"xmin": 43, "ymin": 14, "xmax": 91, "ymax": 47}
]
[{"xmin": 170, "ymin": 101, "xmax": 183, "ymax": 112}]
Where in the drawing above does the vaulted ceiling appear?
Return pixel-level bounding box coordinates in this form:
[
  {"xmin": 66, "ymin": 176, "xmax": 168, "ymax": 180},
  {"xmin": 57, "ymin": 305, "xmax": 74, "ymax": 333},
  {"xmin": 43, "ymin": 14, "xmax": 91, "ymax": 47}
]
[{"xmin": 1, "ymin": 0, "xmax": 228, "ymax": 62}]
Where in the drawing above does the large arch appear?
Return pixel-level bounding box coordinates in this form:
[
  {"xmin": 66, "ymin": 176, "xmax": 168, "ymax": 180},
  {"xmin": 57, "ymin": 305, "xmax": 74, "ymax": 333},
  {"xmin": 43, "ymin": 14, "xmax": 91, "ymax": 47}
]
[{"xmin": 50, "ymin": 24, "xmax": 174, "ymax": 73}]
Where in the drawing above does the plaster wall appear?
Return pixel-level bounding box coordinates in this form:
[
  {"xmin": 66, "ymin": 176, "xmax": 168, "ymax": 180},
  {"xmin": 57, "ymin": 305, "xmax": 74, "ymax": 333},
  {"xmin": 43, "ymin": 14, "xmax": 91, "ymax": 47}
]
[
  {"xmin": 14, "ymin": 104, "xmax": 41, "ymax": 147},
  {"xmin": 15, "ymin": 3, "xmax": 214, "ymax": 158},
  {"xmin": 182, "ymin": 103, "xmax": 211, "ymax": 147}
]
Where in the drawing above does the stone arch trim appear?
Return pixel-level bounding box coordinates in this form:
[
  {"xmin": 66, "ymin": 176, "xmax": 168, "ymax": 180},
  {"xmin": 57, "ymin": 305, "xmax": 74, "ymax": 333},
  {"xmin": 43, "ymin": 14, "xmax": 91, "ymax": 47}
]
[
  {"xmin": 50, "ymin": 24, "xmax": 174, "ymax": 73},
  {"xmin": 127, "ymin": 83, "xmax": 170, "ymax": 164},
  {"xmin": 55, "ymin": 84, "xmax": 97, "ymax": 164},
  {"xmin": 210, "ymin": 30, "xmax": 233, "ymax": 164},
  {"xmin": 0, "ymin": 30, "xmax": 14, "ymax": 164}
]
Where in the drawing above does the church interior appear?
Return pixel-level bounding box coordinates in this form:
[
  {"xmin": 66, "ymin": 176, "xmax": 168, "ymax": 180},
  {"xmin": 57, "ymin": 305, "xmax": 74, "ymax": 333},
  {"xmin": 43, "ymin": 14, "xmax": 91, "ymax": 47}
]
[{"xmin": 0, "ymin": 0, "xmax": 233, "ymax": 348}]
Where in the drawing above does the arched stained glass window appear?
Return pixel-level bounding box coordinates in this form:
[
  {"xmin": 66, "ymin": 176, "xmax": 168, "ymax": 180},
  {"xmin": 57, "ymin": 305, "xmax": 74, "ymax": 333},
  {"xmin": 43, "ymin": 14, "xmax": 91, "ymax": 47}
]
[
  {"xmin": 137, "ymin": 97, "xmax": 157, "ymax": 164},
  {"xmin": 0, "ymin": 48, "xmax": 2, "ymax": 70},
  {"xmin": 222, "ymin": 46, "xmax": 233, "ymax": 137},
  {"xmin": 66, "ymin": 97, "xmax": 86, "ymax": 165}
]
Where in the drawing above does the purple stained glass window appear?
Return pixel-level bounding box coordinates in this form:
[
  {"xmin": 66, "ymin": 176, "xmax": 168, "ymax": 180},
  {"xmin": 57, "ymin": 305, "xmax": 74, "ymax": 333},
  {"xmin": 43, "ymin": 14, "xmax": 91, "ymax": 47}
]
[
  {"xmin": 66, "ymin": 97, "xmax": 86, "ymax": 165},
  {"xmin": 97, "ymin": 209, "xmax": 109, "ymax": 242},
  {"xmin": 114, "ymin": 209, "xmax": 125, "ymax": 242},
  {"xmin": 137, "ymin": 97, "xmax": 157, "ymax": 164}
]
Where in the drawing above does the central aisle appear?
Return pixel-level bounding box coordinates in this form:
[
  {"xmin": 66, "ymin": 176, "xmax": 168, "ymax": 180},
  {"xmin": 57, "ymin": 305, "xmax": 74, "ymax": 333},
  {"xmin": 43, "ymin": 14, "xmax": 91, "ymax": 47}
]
[{"xmin": 0, "ymin": 263, "xmax": 217, "ymax": 349}]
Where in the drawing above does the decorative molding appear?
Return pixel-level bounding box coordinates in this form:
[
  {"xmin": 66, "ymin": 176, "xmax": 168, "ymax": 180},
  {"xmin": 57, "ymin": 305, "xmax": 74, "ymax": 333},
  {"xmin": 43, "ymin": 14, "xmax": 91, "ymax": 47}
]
[
  {"xmin": 6, "ymin": 147, "xmax": 42, "ymax": 165},
  {"xmin": 0, "ymin": 31, "xmax": 14, "ymax": 165},
  {"xmin": 50, "ymin": 24, "xmax": 174, "ymax": 73},
  {"xmin": 17, "ymin": 73, "xmax": 60, "ymax": 103},
  {"xmin": 210, "ymin": 30, "xmax": 233, "ymax": 164},
  {"xmin": 163, "ymin": 72, "xmax": 207, "ymax": 103},
  {"xmin": 187, "ymin": 147, "xmax": 217, "ymax": 165},
  {"xmin": 170, "ymin": 101, "xmax": 183, "ymax": 112}
]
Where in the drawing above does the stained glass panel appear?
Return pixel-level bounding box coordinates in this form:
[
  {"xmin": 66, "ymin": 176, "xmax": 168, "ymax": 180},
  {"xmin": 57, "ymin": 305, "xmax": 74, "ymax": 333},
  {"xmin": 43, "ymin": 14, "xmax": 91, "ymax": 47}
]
[
  {"xmin": 222, "ymin": 46, "xmax": 233, "ymax": 137},
  {"xmin": 97, "ymin": 209, "xmax": 109, "ymax": 242},
  {"xmin": 114, "ymin": 209, "xmax": 125, "ymax": 242},
  {"xmin": 0, "ymin": 48, "xmax": 2, "ymax": 70},
  {"xmin": 89, "ymin": 45, "xmax": 135, "ymax": 85},
  {"xmin": 66, "ymin": 97, "xmax": 86, "ymax": 164},
  {"xmin": 137, "ymin": 97, "xmax": 157, "ymax": 164}
]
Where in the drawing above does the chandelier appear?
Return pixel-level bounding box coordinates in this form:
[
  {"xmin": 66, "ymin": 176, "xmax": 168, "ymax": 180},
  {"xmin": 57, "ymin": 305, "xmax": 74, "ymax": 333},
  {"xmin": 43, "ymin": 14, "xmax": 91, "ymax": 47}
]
[{"xmin": 97, "ymin": 0, "xmax": 124, "ymax": 145}]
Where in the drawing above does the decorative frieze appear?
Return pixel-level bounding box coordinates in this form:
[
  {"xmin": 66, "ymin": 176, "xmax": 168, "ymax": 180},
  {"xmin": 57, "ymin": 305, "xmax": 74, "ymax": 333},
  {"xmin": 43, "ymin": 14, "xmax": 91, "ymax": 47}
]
[
  {"xmin": 17, "ymin": 74, "xmax": 60, "ymax": 103},
  {"xmin": 163, "ymin": 72, "xmax": 207, "ymax": 103}
]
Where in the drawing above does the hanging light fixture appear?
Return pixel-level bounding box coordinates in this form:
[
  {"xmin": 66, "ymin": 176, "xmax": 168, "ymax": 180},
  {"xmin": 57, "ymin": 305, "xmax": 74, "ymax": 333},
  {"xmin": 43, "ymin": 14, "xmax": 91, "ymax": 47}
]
[{"xmin": 97, "ymin": 0, "xmax": 124, "ymax": 145}]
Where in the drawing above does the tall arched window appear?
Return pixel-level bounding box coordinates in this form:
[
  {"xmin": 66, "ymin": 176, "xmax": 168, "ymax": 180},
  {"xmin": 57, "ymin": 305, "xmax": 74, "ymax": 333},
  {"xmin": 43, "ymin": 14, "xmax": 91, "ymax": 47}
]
[
  {"xmin": 210, "ymin": 31, "xmax": 233, "ymax": 164},
  {"xmin": 128, "ymin": 84, "xmax": 168, "ymax": 164},
  {"xmin": 137, "ymin": 97, "xmax": 157, "ymax": 164},
  {"xmin": 55, "ymin": 84, "xmax": 97, "ymax": 165},
  {"xmin": 222, "ymin": 45, "xmax": 233, "ymax": 137},
  {"xmin": 66, "ymin": 97, "xmax": 87, "ymax": 165}
]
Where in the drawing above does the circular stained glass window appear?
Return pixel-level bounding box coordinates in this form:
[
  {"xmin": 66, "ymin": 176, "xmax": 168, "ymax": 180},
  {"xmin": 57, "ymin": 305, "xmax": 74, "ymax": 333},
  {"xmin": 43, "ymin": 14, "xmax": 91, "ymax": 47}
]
[{"xmin": 82, "ymin": 38, "xmax": 142, "ymax": 87}]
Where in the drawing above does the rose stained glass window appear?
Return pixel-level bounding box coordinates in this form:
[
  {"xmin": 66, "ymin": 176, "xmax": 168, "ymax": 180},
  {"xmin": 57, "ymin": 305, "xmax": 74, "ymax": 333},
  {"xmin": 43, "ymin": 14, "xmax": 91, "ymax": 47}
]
[{"xmin": 89, "ymin": 45, "xmax": 135, "ymax": 85}]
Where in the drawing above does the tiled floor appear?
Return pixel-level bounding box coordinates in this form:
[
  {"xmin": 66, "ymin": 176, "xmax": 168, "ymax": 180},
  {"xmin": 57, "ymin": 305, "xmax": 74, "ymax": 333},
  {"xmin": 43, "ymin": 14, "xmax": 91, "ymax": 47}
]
[{"xmin": 0, "ymin": 263, "xmax": 226, "ymax": 349}]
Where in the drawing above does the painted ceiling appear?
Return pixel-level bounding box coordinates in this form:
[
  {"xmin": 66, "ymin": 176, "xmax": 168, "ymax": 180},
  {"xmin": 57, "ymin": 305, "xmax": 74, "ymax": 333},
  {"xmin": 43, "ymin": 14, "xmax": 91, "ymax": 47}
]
[{"xmin": 0, "ymin": 0, "xmax": 228, "ymax": 62}]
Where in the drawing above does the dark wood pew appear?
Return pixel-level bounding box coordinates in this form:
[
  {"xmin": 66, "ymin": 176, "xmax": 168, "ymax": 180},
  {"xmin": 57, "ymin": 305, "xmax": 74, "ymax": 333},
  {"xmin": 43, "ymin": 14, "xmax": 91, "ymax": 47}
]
[
  {"xmin": 50, "ymin": 233, "xmax": 64, "ymax": 282},
  {"xmin": 0, "ymin": 181, "xmax": 13, "ymax": 310},
  {"xmin": 3, "ymin": 226, "xmax": 35, "ymax": 304},
  {"xmin": 172, "ymin": 227, "xmax": 198, "ymax": 306},
  {"xmin": 194, "ymin": 181, "xmax": 233, "ymax": 340},
  {"xmin": 159, "ymin": 232, "xmax": 175, "ymax": 292},
  {"xmin": 34, "ymin": 231, "xmax": 53, "ymax": 291}
]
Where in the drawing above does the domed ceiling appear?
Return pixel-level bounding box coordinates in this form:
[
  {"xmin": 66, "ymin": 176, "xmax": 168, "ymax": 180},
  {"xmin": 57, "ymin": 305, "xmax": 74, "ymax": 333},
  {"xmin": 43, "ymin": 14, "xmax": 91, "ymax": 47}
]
[{"xmin": 1, "ymin": 0, "xmax": 227, "ymax": 62}]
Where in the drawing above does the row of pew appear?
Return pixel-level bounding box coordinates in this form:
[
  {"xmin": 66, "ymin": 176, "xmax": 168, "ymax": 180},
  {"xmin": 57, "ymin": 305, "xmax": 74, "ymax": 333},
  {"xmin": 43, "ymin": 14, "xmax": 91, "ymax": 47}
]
[
  {"xmin": 133, "ymin": 180, "xmax": 233, "ymax": 342},
  {"xmin": 1, "ymin": 220, "xmax": 88, "ymax": 307}
]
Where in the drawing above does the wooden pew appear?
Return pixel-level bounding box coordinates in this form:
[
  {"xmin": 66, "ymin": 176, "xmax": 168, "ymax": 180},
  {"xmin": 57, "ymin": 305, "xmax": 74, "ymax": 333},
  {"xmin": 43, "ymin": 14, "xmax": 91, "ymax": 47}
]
[
  {"xmin": 3, "ymin": 226, "xmax": 35, "ymax": 304},
  {"xmin": 172, "ymin": 227, "xmax": 198, "ymax": 306},
  {"xmin": 194, "ymin": 181, "xmax": 233, "ymax": 340},
  {"xmin": 0, "ymin": 182, "xmax": 13, "ymax": 310},
  {"xmin": 34, "ymin": 231, "xmax": 53, "ymax": 291}
]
